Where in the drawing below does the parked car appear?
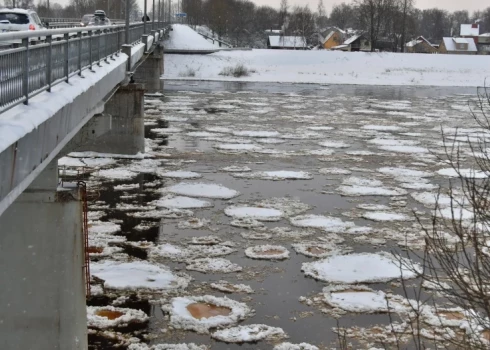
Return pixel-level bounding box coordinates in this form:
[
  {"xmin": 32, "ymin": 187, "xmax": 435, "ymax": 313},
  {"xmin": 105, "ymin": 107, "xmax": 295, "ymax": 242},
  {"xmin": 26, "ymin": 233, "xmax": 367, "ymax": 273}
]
[
  {"xmin": 80, "ymin": 14, "xmax": 94, "ymax": 27},
  {"xmin": 88, "ymin": 10, "xmax": 111, "ymax": 26},
  {"xmin": 0, "ymin": 8, "xmax": 45, "ymax": 32}
]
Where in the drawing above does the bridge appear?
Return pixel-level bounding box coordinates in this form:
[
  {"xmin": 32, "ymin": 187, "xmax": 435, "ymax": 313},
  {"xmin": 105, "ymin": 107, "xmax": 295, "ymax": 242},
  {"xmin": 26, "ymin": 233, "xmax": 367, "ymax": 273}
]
[{"xmin": 0, "ymin": 21, "xmax": 168, "ymax": 349}]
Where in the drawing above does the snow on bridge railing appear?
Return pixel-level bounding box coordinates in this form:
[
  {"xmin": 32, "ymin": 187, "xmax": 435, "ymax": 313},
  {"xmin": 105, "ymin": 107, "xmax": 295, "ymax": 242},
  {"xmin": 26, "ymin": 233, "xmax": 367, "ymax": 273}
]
[{"xmin": 0, "ymin": 22, "xmax": 166, "ymax": 114}]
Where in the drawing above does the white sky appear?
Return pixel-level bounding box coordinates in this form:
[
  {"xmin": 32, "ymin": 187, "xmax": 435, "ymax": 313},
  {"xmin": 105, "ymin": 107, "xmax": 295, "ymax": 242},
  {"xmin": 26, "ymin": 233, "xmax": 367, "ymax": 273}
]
[{"xmin": 52, "ymin": 0, "xmax": 489, "ymax": 14}]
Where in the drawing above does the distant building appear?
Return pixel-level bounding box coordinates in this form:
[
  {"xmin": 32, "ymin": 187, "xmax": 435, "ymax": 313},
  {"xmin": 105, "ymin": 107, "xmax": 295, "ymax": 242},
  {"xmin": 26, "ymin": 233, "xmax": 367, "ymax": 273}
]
[
  {"xmin": 320, "ymin": 27, "xmax": 345, "ymax": 49},
  {"xmin": 405, "ymin": 36, "xmax": 437, "ymax": 53},
  {"xmin": 332, "ymin": 34, "xmax": 371, "ymax": 52},
  {"xmin": 477, "ymin": 33, "xmax": 490, "ymax": 55},
  {"xmin": 439, "ymin": 37, "xmax": 478, "ymax": 55},
  {"xmin": 267, "ymin": 36, "xmax": 307, "ymax": 50},
  {"xmin": 460, "ymin": 24, "xmax": 480, "ymax": 38}
]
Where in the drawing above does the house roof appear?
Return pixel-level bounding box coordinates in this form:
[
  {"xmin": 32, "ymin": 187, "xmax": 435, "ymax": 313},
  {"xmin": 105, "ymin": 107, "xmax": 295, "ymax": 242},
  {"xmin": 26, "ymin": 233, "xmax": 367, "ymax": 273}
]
[
  {"xmin": 442, "ymin": 37, "xmax": 478, "ymax": 52},
  {"xmin": 460, "ymin": 24, "xmax": 479, "ymax": 36},
  {"xmin": 268, "ymin": 36, "xmax": 307, "ymax": 48},
  {"xmin": 331, "ymin": 44, "xmax": 349, "ymax": 50},
  {"xmin": 406, "ymin": 39, "xmax": 422, "ymax": 47},
  {"xmin": 344, "ymin": 34, "xmax": 361, "ymax": 45}
]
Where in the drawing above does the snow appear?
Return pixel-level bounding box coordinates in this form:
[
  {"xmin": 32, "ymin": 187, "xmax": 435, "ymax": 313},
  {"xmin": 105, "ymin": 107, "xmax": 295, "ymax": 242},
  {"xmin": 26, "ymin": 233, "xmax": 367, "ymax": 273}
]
[
  {"xmin": 153, "ymin": 195, "xmax": 213, "ymax": 209},
  {"xmin": 128, "ymin": 344, "xmax": 208, "ymax": 350},
  {"xmin": 302, "ymin": 253, "xmax": 420, "ymax": 283},
  {"xmin": 164, "ymin": 49, "xmax": 490, "ymax": 87},
  {"xmin": 318, "ymin": 141, "xmax": 350, "ymax": 148},
  {"xmin": 87, "ymin": 306, "xmax": 149, "ymax": 329},
  {"xmin": 378, "ymin": 167, "xmax": 433, "ymax": 178},
  {"xmin": 274, "ymin": 343, "xmax": 319, "ymax": 350},
  {"xmin": 461, "ymin": 24, "xmax": 480, "ymax": 36},
  {"xmin": 268, "ymin": 36, "xmax": 307, "ymax": 48},
  {"xmin": 186, "ymin": 258, "xmax": 242, "ymax": 273},
  {"xmin": 164, "ymin": 182, "xmax": 240, "ymax": 199},
  {"xmin": 319, "ymin": 168, "xmax": 352, "ymax": 175},
  {"xmin": 90, "ymin": 261, "xmax": 190, "ymax": 291},
  {"xmin": 221, "ymin": 165, "xmax": 252, "ymax": 172},
  {"xmin": 338, "ymin": 185, "xmax": 407, "ymax": 196},
  {"xmin": 163, "ymin": 295, "xmax": 252, "ymax": 333},
  {"xmin": 290, "ymin": 214, "xmax": 355, "ymax": 233},
  {"xmin": 164, "ymin": 24, "xmax": 218, "ymax": 50},
  {"xmin": 214, "ymin": 143, "xmax": 261, "ymax": 151},
  {"xmin": 224, "ymin": 206, "xmax": 283, "ymax": 221},
  {"xmin": 362, "ymin": 211, "xmax": 412, "ymax": 222},
  {"xmin": 159, "ymin": 171, "xmax": 202, "ymax": 179},
  {"xmin": 211, "ymin": 324, "xmax": 287, "ymax": 343},
  {"xmin": 292, "ymin": 242, "xmax": 343, "ymax": 258},
  {"xmin": 245, "ymin": 245, "xmax": 290, "ymax": 260},
  {"xmin": 89, "ymin": 221, "xmax": 120, "ymax": 234}
]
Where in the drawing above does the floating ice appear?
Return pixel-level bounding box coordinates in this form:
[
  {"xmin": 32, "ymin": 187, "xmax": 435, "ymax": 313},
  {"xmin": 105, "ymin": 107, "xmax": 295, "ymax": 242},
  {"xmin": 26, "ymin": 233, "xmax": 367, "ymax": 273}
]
[
  {"xmin": 114, "ymin": 183, "xmax": 140, "ymax": 191},
  {"xmin": 342, "ymin": 177, "xmax": 383, "ymax": 187},
  {"xmin": 87, "ymin": 306, "xmax": 149, "ymax": 329},
  {"xmin": 410, "ymin": 192, "xmax": 454, "ymax": 208},
  {"xmin": 221, "ymin": 165, "xmax": 252, "ymax": 172},
  {"xmin": 378, "ymin": 167, "xmax": 433, "ymax": 178},
  {"xmin": 290, "ymin": 215, "xmax": 355, "ymax": 233},
  {"xmin": 357, "ymin": 204, "xmax": 391, "ymax": 211},
  {"xmin": 302, "ymin": 253, "xmax": 420, "ymax": 283},
  {"xmin": 338, "ymin": 185, "xmax": 407, "ymax": 197},
  {"xmin": 273, "ymin": 343, "xmax": 319, "ymax": 350},
  {"xmin": 163, "ymin": 295, "xmax": 252, "ymax": 334},
  {"xmin": 437, "ymin": 168, "xmax": 489, "ymax": 179},
  {"xmin": 245, "ymin": 245, "xmax": 290, "ymax": 260},
  {"xmin": 362, "ymin": 211, "xmax": 412, "ymax": 222},
  {"xmin": 159, "ymin": 171, "xmax": 202, "ymax": 179},
  {"xmin": 164, "ymin": 183, "xmax": 240, "ymax": 199},
  {"xmin": 215, "ymin": 144, "xmax": 261, "ymax": 151},
  {"xmin": 319, "ymin": 168, "xmax": 352, "ymax": 175},
  {"xmin": 188, "ymin": 235, "xmax": 221, "ymax": 245},
  {"xmin": 177, "ymin": 218, "xmax": 210, "ymax": 229},
  {"xmin": 186, "ymin": 258, "xmax": 242, "ymax": 273},
  {"xmin": 254, "ymin": 197, "xmax": 311, "ymax": 216},
  {"xmin": 96, "ymin": 168, "xmax": 138, "ymax": 180},
  {"xmin": 128, "ymin": 209, "xmax": 194, "ymax": 219},
  {"xmin": 234, "ymin": 171, "xmax": 313, "ymax": 180},
  {"xmin": 89, "ymin": 221, "xmax": 121, "ymax": 234},
  {"xmin": 232, "ymin": 130, "xmax": 280, "ymax": 138},
  {"xmin": 150, "ymin": 243, "xmax": 235, "ymax": 261},
  {"xmin": 225, "ymin": 206, "xmax": 283, "ymax": 221},
  {"xmin": 307, "ymin": 126, "xmax": 334, "ymax": 131},
  {"xmin": 379, "ymin": 145, "xmax": 429, "ymax": 153},
  {"xmin": 240, "ymin": 231, "xmax": 273, "ymax": 240},
  {"xmin": 210, "ymin": 281, "xmax": 254, "ymax": 294},
  {"xmin": 91, "ymin": 261, "xmax": 190, "ymax": 291},
  {"xmin": 318, "ymin": 141, "xmax": 350, "ymax": 148},
  {"xmin": 211, "ymin": 324, "xmax": 287, "ymax": 343},
  {"xmin": 151, "ymin": 127, "xmax": 183, "ymax": 135},
  {"xmin": 362, "ymin": 125, "xmax": 403, "ymax": 131},
  {"xmin": 230, "ymin": 218, "xmax": 264, "ymax": 228},
  {"xmin": 128, "ymin": 343, "xmax": 208, "ymax": 350},
  {"xmin": 154, "ymin": 195, "xmax": 213, "ymax": 209},
  {"xmin": 322, "ymin": 286, "xmax": 398, "ymax": 314},
  {"xmin": 292, "ymin": 242, "xmax": 344, "ymax": 258}
]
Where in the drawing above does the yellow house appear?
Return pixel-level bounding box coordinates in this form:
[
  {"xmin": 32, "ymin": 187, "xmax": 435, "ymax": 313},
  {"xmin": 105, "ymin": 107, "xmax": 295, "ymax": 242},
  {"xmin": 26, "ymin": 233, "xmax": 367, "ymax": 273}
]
[{"xmin": 322, "ymin": 29, "xmax": 344, "ymax": 49}]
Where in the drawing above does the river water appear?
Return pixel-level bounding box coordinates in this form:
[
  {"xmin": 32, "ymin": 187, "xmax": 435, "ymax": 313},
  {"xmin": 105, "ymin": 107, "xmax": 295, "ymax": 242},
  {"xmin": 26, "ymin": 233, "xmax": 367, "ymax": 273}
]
[{"xmin": 82, "ymin": 81, "xmax": 484, "ymax": 349}]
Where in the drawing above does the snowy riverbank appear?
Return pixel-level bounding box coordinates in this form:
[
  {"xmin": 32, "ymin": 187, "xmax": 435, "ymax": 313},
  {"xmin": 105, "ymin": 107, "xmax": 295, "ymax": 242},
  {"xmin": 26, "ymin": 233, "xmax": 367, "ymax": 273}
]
[{"xmin": 163, "ymin": 49, "xmax": 490, "ymax": 87}]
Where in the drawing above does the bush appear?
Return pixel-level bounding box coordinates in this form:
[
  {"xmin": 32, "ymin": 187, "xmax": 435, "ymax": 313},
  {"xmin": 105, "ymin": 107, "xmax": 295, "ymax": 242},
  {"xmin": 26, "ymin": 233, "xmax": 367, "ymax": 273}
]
[
  {"xmin": 219, "ymin": 64, "xmax": 251, "ymax": 78},
  {"xmin": 179, "ymin": 68, "xmax": 196, "ymax": 77}
]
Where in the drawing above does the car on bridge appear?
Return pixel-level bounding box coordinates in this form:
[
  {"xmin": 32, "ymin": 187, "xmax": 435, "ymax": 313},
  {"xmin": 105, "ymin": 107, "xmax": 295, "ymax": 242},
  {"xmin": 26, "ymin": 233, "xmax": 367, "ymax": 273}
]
[
  {"xmin": 87, "ymin": 10, "xmax": 112, "ymax": 26},
  {"xmin": 0, "ymin": 8, "xmax": 45, "ymax": 32},
  {"xmin": 80, "ymin": 14, "xmax": 94, "ymax": 27}
]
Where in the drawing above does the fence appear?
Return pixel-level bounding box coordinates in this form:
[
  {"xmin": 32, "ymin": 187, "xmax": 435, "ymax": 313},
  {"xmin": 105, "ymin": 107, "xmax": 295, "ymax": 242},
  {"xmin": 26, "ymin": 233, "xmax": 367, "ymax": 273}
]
[{"xmin": 0, "ymin": 22, "xmax": 166, "ymax": 113}]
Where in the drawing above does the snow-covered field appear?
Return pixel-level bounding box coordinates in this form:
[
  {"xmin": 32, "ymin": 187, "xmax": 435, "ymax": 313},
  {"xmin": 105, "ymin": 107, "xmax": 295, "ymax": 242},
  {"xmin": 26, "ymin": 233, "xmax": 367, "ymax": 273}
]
[
  {"xmin": 75, "ymin": 83, "xmax": 488, "ymax": 349},
  {"xmin": 163, "ymin": 25, "xmax": 490, "ymax": 87}
]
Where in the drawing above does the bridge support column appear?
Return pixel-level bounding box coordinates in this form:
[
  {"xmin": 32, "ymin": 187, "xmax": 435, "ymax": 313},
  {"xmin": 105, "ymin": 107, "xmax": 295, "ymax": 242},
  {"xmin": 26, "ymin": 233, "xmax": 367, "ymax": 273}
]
[
  {"xmin": 74, "ymin": 83, "xmax": 145, "ymax": 155},
  {"xmin": 133, "ymin": 43, "xmax": 164, "ymax": 93},
  {"xmin": 0, "ymin": 161, "xmax": 87, "ymax": 350}
]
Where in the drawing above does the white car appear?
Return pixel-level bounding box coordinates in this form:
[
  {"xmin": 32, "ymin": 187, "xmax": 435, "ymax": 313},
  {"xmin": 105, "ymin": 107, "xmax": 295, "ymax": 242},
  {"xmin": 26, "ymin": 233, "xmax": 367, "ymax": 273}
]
[{"xmin": 0, "ymin": 8, "xmax": 45, "ymax": 32}]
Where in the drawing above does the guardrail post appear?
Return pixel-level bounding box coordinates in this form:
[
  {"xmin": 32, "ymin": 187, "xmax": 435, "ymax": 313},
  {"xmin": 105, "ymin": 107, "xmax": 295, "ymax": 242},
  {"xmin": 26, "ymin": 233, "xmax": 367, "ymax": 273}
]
[
  {"xmin": 77, "ymin": 31, "xmax": 82, "ymax": 76},
  {"xmin": 64, "ymin": 33, "xmax": 69, "ymax": 82},
  {"xmin": 88, "ymin": 30, "xmax": 94, "ymax": 72},
  {"xmin": 97, "ymin": 29, "xmax": 101, "ymax": 66},
  {"xmin": 122, "ymin": 44, "xmax": 132, "ymax": 72},
  {"xmin": 142, "ymin": 34, "xmax": 149, "ymax": 52},
  {"xmin": 46, "ymin": 34, "xmax": 52, "ymax": 92},
  {"xmin": 22, "ymin": 38, "xmax": 29, "ymax": 105}
]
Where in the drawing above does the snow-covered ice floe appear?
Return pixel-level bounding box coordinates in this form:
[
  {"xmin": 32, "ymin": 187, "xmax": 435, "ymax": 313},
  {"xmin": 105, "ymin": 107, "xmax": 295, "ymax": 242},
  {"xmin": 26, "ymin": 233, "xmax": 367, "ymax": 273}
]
[
  {"xmin": 233, "ymin": 170, "xmax": 313, "ymax": 180},
  {"xmin": 214, "ymin": 143, "xmax": 261, "ymax": 152},
  {"xmin": 163, "ymin": 183, "xmax": 240, "ymax": 199},
  {"xmin": 292, "ymin": 242, "xmax": 346, "ymax": 258},
  {"xmin": 319, "ymin": 168, "xmax": 352, "ymax": 175},
  {"xmin": 96, "ymin": 168, "xmax": 138, "ymax": 180},
  {"xmin": 186, "ymin": 258, "xmax": 242, "ymax": 273},
  {"xmin": 254, "ymin": 197, "xmax": 311, "ymax": 216},
  {"xmin": 158, "ymin": 171, "xmax": 203, "ymax": 179},
  {"xmin": 87, "ymin": 306, "xmax": 149, "ymax": 329},
  {"xmin": 361, "ymin": 211, "xmax": 412, "ymax": 222},
  {"xmin": 245, "ymin": 245, "xmax": 290, "ymax": 260},
  {"xmin": 224, "ymin": 206, "xmax": 283, "ymax": 221},
  {"xmin": 153, "ymin": 195, "xmax": 213, "ymax": 209},
  {"xmin": 437, "ymin": 168, "xmax": 489, "ymax": 179},
  {"xmin": 211, "ymin": 324, "xmax": 287, "ymax": 343},
  {"xmin": 273, "ymin": 343, "xmax": 319, "ymax": 350},
  {"xmin": 302, "ymin": 253, "xmax": 420, "ymax": 284},
  {"xmin": 210, "ymin": 281, "xmax": 254, "ymax": 294},
  {"xmin": 128, "ymin": 343, "xmax": 208, "ymax": 350},
  {"xmin": 91, "ymin": 261, "xmax": 190, "ymax": 291},
  {"xmin": 290, "ymin": 214, "xmax": 355, "ymax": 233},
  {"xmin": 149, "ymin": 243, "xmax": 235, "ymax": 261},
  {"xmin": 221, "ymin": 165, "xmax": 252, "ymax": 172},
  {"xmin": 162, "ymin": 295, "xmax": 252, "ymax": 333}
]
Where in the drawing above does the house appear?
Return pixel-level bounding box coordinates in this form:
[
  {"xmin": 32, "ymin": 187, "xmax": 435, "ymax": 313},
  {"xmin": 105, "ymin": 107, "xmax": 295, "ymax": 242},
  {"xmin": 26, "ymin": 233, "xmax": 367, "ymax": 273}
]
[
  {"xmin": 320, "ymin": 27, "xmax": 345, "ymax": 49},
  {"xmin": 332, "ymin": 34, "xmax": 371, "ymax": 52},
  {"xmin": 405, "ymin": 36, "xmax": 437, "ymax": 53},
  {"xmin": 267, "ymin": 36, "xmax": 307, "ymax": 50},
  {"xmin": 477, "ymin": 33, "xmax": 490, "ymax": 55},
  {"xmin": 265, "ymin": 29, "xmax": 283, "ymax": 36},
  {"xmin": 439, "ymin": 37, "xmax": 478, "ymax": 55},
  {"xmin": 460, "ymin": 24, "xmax": 480, "ymax": 38}
]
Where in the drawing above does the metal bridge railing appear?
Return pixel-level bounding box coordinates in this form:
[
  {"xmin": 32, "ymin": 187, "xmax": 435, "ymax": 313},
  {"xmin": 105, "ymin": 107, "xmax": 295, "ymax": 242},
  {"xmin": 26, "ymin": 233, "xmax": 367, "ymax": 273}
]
[{"xmin": 0, "ymin": 22, "xmax": 166, "ymax": 114}]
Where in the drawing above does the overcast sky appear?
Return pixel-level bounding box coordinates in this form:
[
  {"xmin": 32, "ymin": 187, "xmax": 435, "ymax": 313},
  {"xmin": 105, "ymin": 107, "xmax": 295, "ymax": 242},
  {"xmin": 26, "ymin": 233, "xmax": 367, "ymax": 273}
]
[{"xmin": 53, "ymin": 0, "xmax": 488, "ymax": 14}]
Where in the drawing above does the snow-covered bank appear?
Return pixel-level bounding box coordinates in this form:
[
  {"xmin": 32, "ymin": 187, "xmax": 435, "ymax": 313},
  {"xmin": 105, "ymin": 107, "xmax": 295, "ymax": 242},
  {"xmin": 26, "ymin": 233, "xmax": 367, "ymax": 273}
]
[
  {"xmin": 163, "ymin": 49, "xmax": 490, "ymax": 87},
  {"xmin": 164, "ymin": 24, "xmax": 218, "ymax": 50}
]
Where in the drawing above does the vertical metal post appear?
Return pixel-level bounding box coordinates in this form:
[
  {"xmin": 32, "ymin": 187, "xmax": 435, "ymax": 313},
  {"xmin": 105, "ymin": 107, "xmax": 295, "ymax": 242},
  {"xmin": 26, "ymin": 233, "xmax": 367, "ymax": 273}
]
[
  {"xmin": 22, "ymin": 38, "xmax": 29, "ymax": 105},
  {"xmin": 143, "ymin": 0, "xmax": 147, "ymax": 34},
  {"xmin": 64, "ymin": 33, "xmax": 69, "ymax": 82},
  {"xmin": 77, "ymin": 32, "xmax": 82, "ymax": 76},
  {"xmin": 169, "ymin": 0, "xmax": 171, "ymax": 23},
  {"xmin": 97, "ymin": 30, "xmax": 101, "ymax": 66},
  {"xmin": 125, "ymin": 0, "xmax": 130, "ymax": 44},
  {"xmin": 158, "ymin": 0, "xmax": 161, "ymax": 26},
  {"xmin": 88, "ymin": 30, "xmax": 93, "ymax": 71},
  {"xmin": 46, "ymin": 35, "xmax": 52, "ymax": 91},
  {"xmin": 152, "ymin": 0, "xmax": 155, "ymax": 30}
]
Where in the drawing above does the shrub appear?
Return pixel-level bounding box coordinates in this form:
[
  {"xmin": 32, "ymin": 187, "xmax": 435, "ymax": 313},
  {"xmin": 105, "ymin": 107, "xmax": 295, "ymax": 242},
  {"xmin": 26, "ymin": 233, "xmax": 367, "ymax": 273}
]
[{"xmin": 219, "ymin": 64, "xmax": 250, "ymax": 78}]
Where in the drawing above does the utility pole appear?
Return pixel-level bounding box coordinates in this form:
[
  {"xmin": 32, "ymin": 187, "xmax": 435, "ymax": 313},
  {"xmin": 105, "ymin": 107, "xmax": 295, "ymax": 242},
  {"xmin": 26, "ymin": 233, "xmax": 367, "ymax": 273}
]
[
  {"xmin": 125, "ymin": 0, "xmax": 130, "ymax": 44},
  {"xmin": 152, "ymin": 0, "xmax": 155, "ymax": 30},
  {"xmin": 143, "ymin": 0, "xmax": 147, "ymax": 33},
  {"xmin": 168, "ymin": 0, "xmax": 171, "ymax": 23},
  {"xmin": 47, "ymin": 0, "xmax": 50, "ymax": 17},
  {"xmin": 158, "ymin": 0, "xmax": 161, "ymax": 24}
]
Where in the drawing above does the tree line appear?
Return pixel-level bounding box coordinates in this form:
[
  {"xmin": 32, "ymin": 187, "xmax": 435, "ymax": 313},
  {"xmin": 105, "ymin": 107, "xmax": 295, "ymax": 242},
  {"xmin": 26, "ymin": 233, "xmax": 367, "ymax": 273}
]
[{"xmin": 2, "ymin": 0, "xmax": 490, "ymax": 50}]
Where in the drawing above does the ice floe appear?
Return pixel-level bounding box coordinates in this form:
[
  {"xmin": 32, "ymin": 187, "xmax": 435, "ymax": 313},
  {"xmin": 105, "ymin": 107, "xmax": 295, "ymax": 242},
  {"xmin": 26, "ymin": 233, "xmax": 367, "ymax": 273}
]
[
  {"xmin": 318, "ymin": 141, "xmax": 350, "ymax": 148},
  {"xmin": 319, "ymin": 168, "xmax": 352, "ymax": 175},
  {"xmin": 245, "ymin": 245, "xmax": 290, "ymax": 260},
  {"xmin": 254, "ymin": 197, "xmax": 311, "ymax": 216},
  {"xmin": 232, "ymin": 130, "xmax": 280, "ymax": 138},
  {"xmin": 233, "ymin": 170, "xmax": 313, "ymax": 180},
  {"xmin": 159, "ymin": 171, "xmax": 202, "ymax": 179},
  {"xmin": 149, "ymin": 243, "xmax": 235, "ymax": 261},
  {"xmin": 186, "ymin": 258, "xmax": 242, "ymax": 273},
  {"xmin": 362, "ymin": 211, "xmax": 412, "ymax": 222},
  {"xmin": 273, "ymin": 343, "xmax": 318, "ymax": 350},
  {"xmin": 225, "ymin": 206, "xmax": 283, "ymax": 221},
  {"xmin": 302, "ymin": 253, "xmax": 420, "ymax": 283},
  {"xmin": 164, "ymin": 183, "xmax": 240, "ymax": 199},
  {"xmin": 128, "ymin": 343, "xmax": 208, "ymax": 350},
  {"xmin": 215, "ymin": 144, "xmax": 261, "ymax": 152},
  {"xmin": 290, "ymin": 215, "xmax": 355, "ymax": 233},
  {"xmin": 96, "ymin": 168, "xmax": 138, "ymax": 180},
  {"xmin": 210, "ymin": 281, "xmax": 254, "ymax": 294},
  {"xmin": 162, "ymin": 295, "xmax": 252, "ymax": 333},
  {"xmin": 91, "ymin": 261, "xmax": 190, "ymax": 291},
  {"xmin": 87, "ymin": 306, "xmax": 149, "ymax": 329},
  {"xmin": 89, "ymin": 221, "xmax": 121, "ymax": 234},
  {"xmin": 437, "ymin": 168, "xmax": 489, "ymax": 178},
  {"xmin": 211, "ymin": 324, "xmax": 287, "ymax": 343},
  {"xmin": 153, "ymin": 195, "xmax": 213, "ymax": 209},
  {"xmin": 221, "ymin": 165, "xmax": 252, "ymax": 172},
  {"xmin": 292, "ymin": 242, "xmax": 346, "ymax": 258},
  {"xmin": 240, "ymin": 231, "xmax": 273, "ymax": 240}
]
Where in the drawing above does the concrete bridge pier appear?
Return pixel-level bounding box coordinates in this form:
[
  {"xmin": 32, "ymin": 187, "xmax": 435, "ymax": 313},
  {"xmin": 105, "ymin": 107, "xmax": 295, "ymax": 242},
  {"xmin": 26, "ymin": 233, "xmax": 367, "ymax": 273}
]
[
  {"xmin": 134, "ymin": 43, "xmax": 164, "ymax": 93},
  {"xmin": 0, "ymin": 160, "xmax": 87, "ymax": 350},
  {"xmin": 75, "ymin": 83, "xmax": 146, "ymax": 155}
]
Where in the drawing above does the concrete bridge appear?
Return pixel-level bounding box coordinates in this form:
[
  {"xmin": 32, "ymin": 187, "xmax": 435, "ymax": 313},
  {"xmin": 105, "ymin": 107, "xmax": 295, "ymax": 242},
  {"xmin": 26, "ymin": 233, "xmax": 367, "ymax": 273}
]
[{"xmin": 0, "ymin": 22, "xmax": 167, "ymax": 349}]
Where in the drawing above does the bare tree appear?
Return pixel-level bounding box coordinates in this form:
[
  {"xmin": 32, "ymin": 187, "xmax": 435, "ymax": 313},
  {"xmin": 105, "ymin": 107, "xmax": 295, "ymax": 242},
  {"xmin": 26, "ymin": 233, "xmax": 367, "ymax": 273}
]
[
  {"xmin": 289, "ymin": 5, "xmax": 315, "ymax": 47},
  {"xmin": 316, "ymin": 0, "xmax": 328, "ymax": 29},
  {"xmin": 279, "ymin": 0, "xmax": 289, "ymax": 34},
  {"xmin": 356, "ymin": 0, "xmax": 396, "ymax": 51},
  {"xmin": 329, "ymin": 2, "xmax": 354, "ymax": 30}
]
